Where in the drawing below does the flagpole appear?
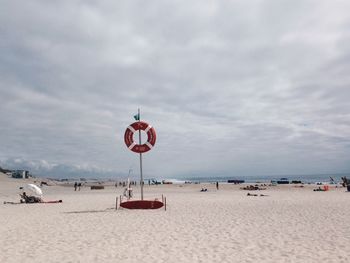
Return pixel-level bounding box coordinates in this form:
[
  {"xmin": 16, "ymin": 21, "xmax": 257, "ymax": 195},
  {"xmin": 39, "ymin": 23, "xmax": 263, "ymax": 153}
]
[{"xmin": 138, "ymin": 108, "xmax": 144, "ymax": 200}]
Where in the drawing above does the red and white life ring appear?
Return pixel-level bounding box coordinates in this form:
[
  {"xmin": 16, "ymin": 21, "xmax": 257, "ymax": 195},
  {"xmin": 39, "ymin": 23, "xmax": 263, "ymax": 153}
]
[{"xmin": 124, "ymin": 121, "xmax": 156, "ymax": 153}]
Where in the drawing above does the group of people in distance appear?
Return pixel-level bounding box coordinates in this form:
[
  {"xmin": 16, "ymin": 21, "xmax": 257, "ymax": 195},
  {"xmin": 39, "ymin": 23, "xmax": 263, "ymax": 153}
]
[
  {"xmin": 74, "ymin": 182, "xmax": 82, "ymax": 191},
  {"xmin": 200, "ymin": 182, "xmax": 219, "ymax": 192}
]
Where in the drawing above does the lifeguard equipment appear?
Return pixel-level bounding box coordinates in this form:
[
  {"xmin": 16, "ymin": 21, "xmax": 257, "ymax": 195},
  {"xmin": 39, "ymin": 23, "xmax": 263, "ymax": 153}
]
[
  {"xmin": 120, "ymin": 199, "xmax": 164, "ymax": 209},
  {"xmin": 124, "ymin": 121, "xmax": 156, "ymax": 153},
  {"xmin": 119, "ymin": 115, "xmax": 165, "ymax": 210}
]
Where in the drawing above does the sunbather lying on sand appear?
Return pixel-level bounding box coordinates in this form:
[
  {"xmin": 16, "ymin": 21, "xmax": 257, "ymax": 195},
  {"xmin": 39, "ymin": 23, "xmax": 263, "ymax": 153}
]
[
  {"xmin": 4, "ymin": 192, "xmax": 62, "ymax": 205},
  {"xmin": 241, "ymin": 185, "xmax": 267, "ymax": 191},
  {"xmin": 247, "ymin": 193, "xmax": 269, "ymax": 197},
  {"xmin": 313, "ymin": 187, "xmax": 326, "ymax": 192}
]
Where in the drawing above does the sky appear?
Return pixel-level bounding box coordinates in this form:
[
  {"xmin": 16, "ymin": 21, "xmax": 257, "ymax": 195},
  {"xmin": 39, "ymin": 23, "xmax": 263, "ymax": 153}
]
[{"xmin": 1, "ymin": 0, "xmax": 350, "ymax": 180}]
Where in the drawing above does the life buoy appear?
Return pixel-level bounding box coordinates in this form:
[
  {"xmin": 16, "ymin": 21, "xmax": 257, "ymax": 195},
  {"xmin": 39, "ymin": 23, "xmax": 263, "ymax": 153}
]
[{"xmin": 124, "ymin": 121, "xmax": 156, "ymax": 153}]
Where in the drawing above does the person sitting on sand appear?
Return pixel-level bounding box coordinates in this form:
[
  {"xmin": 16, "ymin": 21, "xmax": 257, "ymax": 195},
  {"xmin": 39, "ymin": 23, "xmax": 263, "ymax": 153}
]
[
  {"xmin": 20, "ymin": 192, "xmax": 42, "ymax": 203},
  {"xmin": 200, "ymin": 188, "xmax": 208, "ymax": 192},
  {"xmin": 123, "ymin": 187, "xmax": 133, "ymax": 199}
]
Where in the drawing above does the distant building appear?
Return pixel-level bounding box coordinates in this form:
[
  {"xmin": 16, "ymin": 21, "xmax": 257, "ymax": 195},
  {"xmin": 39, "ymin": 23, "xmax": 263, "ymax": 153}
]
[{"xmin": 11, "ymin": 170, "xmax": 29, "ymax": 179}]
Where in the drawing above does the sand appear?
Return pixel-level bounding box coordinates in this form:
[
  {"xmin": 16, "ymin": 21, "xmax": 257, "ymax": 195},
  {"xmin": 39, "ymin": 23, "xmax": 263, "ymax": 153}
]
[{"xmin": 1, "ymin": 172, "xmax": 349, "ymax": 263}]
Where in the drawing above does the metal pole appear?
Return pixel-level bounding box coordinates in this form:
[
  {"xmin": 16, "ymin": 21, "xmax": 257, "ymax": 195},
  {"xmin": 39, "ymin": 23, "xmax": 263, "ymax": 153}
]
[{"xmin": 138, "ymin": 108, "xmax": 144, "ymax": 200}]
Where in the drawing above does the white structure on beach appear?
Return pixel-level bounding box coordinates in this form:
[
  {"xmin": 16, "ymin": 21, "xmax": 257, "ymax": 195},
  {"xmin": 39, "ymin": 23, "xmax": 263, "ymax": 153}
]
[{"xmin": 11, "ymin": 170, "xmax": 29, "ymax": 179}]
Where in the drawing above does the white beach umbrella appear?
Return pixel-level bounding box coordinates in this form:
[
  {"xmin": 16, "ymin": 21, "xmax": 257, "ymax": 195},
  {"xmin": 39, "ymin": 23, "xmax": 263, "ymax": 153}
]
[{"xmin": 27, "ymin": 184, "xmax": 43, "ymax": 196}]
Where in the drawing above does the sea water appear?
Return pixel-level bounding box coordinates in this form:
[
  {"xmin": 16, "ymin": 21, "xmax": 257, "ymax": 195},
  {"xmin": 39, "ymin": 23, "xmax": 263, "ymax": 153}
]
[{"xmin": 181, "ymin": 174, "xmax": 349, "ymax": 184}]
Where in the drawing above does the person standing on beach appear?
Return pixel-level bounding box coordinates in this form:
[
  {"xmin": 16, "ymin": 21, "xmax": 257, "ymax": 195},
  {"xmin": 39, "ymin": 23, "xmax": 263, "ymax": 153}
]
[
  {"xmin": 216, "ymin": 181, "xmax": 219, "ymax": 190},
  {"xmin": 74, "ymin": 182, "xmax": 77, "ymax": 191}
]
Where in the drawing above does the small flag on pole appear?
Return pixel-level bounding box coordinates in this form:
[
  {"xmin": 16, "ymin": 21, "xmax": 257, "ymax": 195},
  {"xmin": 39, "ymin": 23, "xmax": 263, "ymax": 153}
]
[{"xmin": 134, "ymin": 113, "xmax": 140, "ymax": 121}]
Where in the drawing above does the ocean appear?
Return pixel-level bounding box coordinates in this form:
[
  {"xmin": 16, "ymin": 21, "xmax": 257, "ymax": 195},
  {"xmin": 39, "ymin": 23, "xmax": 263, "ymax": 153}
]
[{"xmin": 182, "ymin": 174, "xmax": 349, "ymax": 184}]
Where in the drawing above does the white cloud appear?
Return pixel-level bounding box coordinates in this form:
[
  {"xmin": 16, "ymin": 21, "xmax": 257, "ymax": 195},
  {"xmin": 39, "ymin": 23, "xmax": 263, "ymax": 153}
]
[{"xmin": 0, "ymin": 0, "xmax": 350, "ymax": 179}]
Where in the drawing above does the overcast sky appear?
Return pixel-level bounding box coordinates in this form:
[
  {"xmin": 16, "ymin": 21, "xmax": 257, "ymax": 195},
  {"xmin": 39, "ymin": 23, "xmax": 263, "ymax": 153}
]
[{"xmin": 1, "ymin": 0, "xmax": 350, "ymax": 179}]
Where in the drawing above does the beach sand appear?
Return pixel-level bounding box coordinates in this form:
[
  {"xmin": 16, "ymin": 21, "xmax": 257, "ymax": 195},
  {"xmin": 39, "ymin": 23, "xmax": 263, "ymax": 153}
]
[{"xmin": 1, "ymin": 172, "xmax": 349, "ymax": 263}]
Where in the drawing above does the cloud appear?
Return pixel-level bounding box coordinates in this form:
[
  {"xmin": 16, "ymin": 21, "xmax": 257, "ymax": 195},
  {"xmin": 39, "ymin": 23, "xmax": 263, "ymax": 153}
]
[
  {"xmin": 0, "ymin": 157, "xmax": 120, "ymax": 179},
  {"xmin": 1, "ymin": 0, "xmax": 350, "ymax": 179}
]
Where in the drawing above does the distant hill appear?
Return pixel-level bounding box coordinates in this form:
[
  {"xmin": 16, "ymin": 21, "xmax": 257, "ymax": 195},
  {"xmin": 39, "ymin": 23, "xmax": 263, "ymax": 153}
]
[
  {"xmin": 0, "ymin": 166, "xmax": 12, "ymax": 173},
  {"xmin": 0, "ymin": 159, "xmax": 124, "ymax": 180}
]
